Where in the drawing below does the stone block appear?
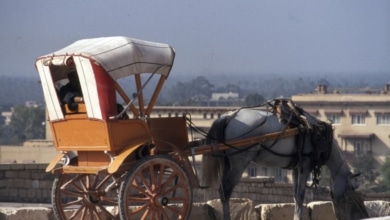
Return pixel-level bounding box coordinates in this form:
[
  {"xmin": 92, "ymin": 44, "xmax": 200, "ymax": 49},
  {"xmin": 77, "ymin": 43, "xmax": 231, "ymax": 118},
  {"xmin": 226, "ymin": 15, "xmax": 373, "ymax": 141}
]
[
  {"xmin": 0, "ymin": 188, "xmax": 9, "ymax": 197},
  {"xmin": 24, "ymin": 179, "xmax": 32, "ymax": 189},
  {"xmin": 0, "ymin": 180, "xmax": 7, "ymax": 189},
  {"xmin": 307, "ymin": 201, "xmax": 336, "ymax": 220},
  {"xmin": 258, "ymin": 203, "xmax": 309, "ymax": 220},
  {"xmin": 32, "ymin": 180, "xmax": 39, "ymax": 189},
  {"xmin": 0, "ymin": 207, "xmax": 52, "ymax": 220},
  {"xmin": 9, "ymin": 188, "xmax": 17, "ymax": 197},
  {"xmin": 19, "ymin": 189, "xmax": 27, "ymax": 198},
  {"xmin": 0, "ymin": 165, "xmax": 12, "ymax": 171},
  {"xmin": 10, "ymin": 164, "xmax": 25, "ymax": 170},
  {"xmin": 189, "ymin": 202, "xmax": 214, "ymax": 220},
  {"xmin": 5, "ymin": 172, "xmax": 17, "ymax": 179},
  {"xmin": 18, "ymin": 172, "xmax": 31, "ymax": 179},
  {"xmin": 24, "ymin": 164, "xmax": 39, "ymax": 170},
  {"xmin": 207, "ymin": 198, "xmax": 259, "ymax": 220},
  {"xmin": 13, "ymin": 180, "xmax": 25, "ymax": 188},
  {"xmin": 31, "ymin": 172, "xmax": 46, "ymax": 180},
  {"xmin": 27, "ymin": 188, "xmax": 36, "ymax": 198},
  {"xmin": 364, "ymin": 200, "xmax": 390, "ymax": 218}
]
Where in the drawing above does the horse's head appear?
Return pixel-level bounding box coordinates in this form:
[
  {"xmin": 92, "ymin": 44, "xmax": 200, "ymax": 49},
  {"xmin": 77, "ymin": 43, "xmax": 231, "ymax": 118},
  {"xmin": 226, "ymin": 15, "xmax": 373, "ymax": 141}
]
[{"xmin": 331, "ymin": 172, "xmax": 368, "ymax": 220}]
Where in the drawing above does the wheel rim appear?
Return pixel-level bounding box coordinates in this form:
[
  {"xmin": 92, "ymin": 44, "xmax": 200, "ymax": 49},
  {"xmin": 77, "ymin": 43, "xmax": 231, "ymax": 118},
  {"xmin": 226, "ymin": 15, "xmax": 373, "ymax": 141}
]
[
  {"xmin": 52, "ymin": 172, "xmax": 125, "ymax": 220},
  {"xmin": 119, "ymin": 155, "xmax": 192, "ymax": 220}
]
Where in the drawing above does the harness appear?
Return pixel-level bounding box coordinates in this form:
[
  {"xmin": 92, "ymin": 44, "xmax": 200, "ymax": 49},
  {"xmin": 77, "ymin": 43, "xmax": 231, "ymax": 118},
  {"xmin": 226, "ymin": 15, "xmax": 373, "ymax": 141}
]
[
  {"xmin": 204, "ymin": 98, "xmax": 333, "ymax": 186},
  {"xmin": 271, "ymin": 98, "xmax": 333, "ymax": 185}
]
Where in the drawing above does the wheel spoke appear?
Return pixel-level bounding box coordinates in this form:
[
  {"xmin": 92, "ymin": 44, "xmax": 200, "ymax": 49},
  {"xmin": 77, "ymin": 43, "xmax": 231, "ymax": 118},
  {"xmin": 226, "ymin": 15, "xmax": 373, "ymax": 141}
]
[
  {"xmin": 130, "ymin": 180, "xmax": 151, "ymax": 198},
  {"xmin": 161, "ymin": 180, "xmax": 182, "ymax": 195},
  {"xmin": 61, "ymin": 197, "xmax": 83, "ymax": 208},
  {"xmin": 160, "ymin": 207, "xmax": 170, "ymax": 219},
  {"xmin": 119, "ymin": 155, "xmax": 192, "ymax": 220},
  {"xmin": 69, "ymin": 203, "xmax": 86, "ymax": 220},
  {"xmin": 160, "ymin": 171, "xmax": 178, "ymax": 193},
  {"xmin": 61, "ymin": 188, "xmax": 84, "ymax": 197},
  {"xmin": 157, "ymin": 164, "xmax": 165, "ymax": 186},
  {"xmin": 100, "ymin": 196, "xmax": 118, "ymax": 205},
  {"xmin": 52, "ymin": 172, "xmax": 122, "ymax": 220},
  {"xmin": 149, "ymin": 164, "xmax": 156, "ymax": 192},
  {"xmin": 136, "ymin": 172, "xmax": 153, "ymax": 194},
  {"xmin": 127, "ymin": 195, "xmax": 149, "ymax": 203}
]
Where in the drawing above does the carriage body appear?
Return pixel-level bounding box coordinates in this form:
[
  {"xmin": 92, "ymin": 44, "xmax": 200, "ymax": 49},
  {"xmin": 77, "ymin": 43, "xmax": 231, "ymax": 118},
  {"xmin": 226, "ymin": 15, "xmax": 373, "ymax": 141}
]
[{"xmin": 35, "ymin": 36, "xmax": 192, "ymax": 172}]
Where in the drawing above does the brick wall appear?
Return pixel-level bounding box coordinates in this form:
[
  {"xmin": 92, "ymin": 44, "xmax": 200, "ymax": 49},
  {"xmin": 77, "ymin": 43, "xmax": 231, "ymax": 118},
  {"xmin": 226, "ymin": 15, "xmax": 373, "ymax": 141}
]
[{"xmin": 0, "ymin": 164, "xmax": 388, "ymax": 205}]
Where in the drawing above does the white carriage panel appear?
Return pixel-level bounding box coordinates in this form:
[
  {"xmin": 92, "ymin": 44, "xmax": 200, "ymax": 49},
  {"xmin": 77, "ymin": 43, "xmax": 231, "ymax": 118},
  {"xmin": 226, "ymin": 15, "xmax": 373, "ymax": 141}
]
[
  {"xmin": 73, "ymin": 56, "xmax": 102, "ymax": 120},
  {"xmin": 35, "ymin": 60, "xmax": 64, "ymax": 121}
]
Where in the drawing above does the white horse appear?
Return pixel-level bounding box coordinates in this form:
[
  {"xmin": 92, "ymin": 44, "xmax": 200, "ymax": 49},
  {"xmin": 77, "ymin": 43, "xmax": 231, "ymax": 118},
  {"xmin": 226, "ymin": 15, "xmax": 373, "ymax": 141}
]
[{"xmin": 201, "ymin": 101, "xmax": 368, "ymax": 220}]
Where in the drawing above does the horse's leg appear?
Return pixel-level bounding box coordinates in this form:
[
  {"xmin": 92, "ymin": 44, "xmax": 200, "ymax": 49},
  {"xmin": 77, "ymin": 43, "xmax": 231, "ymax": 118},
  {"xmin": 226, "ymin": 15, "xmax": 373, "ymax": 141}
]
[
  {"xmin": 292, "ymin": 159, "xmax": 311, "ymax": 220},
  {"xmin": 219, "ymin": 153, "xmax": 253, "ymax": 220}
]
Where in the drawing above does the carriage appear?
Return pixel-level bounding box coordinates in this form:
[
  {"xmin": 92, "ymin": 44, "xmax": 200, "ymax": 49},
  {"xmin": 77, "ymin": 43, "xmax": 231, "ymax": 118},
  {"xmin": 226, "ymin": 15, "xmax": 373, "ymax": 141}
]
[{"xmin": 35, "ymin": 36, "xmax": 367, "ymax": 220}]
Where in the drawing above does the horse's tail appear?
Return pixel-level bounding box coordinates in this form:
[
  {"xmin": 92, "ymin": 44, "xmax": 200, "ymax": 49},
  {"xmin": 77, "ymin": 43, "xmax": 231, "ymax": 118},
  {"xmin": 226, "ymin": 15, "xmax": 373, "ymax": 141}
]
[{"xmin": 201, "ymin": 153, "xmax": 221, "ymax": 188}]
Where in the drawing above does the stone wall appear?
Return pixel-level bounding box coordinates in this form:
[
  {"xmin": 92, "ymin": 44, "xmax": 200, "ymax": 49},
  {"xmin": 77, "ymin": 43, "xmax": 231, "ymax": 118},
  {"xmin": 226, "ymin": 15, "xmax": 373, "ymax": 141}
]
[
  {"xmin": 1, "ymin": 200, "xmax": 390, "ymax": 220},
  {"xmin": 0, "ymin": 164, "xmax": 389, "ymax": 205},
  {"xmin": 194, "ymin": 177, "xmax": 338, "ymax": 205},
  {"xmin": 0, "ymin": 164, "xmax": 55, "ymax": 203}
]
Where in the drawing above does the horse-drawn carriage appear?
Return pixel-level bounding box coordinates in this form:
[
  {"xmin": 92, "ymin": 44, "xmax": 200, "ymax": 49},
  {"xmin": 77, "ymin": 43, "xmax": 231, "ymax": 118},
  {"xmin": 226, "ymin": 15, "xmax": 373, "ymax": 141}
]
[{"xmin": 36, "ymin": 36, "xmax": 368, "ymax": 220}]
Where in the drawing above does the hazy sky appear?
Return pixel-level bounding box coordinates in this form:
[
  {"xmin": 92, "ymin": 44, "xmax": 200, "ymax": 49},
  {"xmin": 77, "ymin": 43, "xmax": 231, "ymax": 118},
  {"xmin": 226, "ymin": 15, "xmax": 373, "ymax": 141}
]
[{"xmin": 1, "ymin": 0, "xmax": 389, "ymax": 77}]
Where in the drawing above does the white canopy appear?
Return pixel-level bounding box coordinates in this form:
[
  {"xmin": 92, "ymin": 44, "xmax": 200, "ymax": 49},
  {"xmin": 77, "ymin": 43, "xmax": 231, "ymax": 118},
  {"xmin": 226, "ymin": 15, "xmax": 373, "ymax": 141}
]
[
  {"xmin": 35, "ymin": 36, "xmax": 175, "ymax": 121},
  {"xmin": 36, "ymin": 36, "xmax": 175, "ymax": 81}
]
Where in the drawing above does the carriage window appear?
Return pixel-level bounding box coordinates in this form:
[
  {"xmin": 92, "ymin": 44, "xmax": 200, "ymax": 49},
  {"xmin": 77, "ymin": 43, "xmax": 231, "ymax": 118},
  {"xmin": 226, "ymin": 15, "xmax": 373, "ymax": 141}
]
[
  {"xmin": 376, "ymin": 113, "xmax": 390, "ymax": 125},
  {"xmin": 326, "ymin": 113, "xmax": 340, "ymax": 125},
  {"xmin": 351, "ymin": 114, "xmax": 365, "ymax": 125}
]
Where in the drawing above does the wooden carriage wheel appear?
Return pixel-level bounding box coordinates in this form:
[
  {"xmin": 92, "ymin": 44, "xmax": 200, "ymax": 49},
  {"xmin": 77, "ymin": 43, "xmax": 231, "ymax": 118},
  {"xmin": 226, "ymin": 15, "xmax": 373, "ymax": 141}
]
[
  {"xmin": 52, "ymin": 172, "xmax": 125, "ymax": 220},
  {"xmin": 118, "ymin": 155, "xmax": 193, "ymax": 220}
]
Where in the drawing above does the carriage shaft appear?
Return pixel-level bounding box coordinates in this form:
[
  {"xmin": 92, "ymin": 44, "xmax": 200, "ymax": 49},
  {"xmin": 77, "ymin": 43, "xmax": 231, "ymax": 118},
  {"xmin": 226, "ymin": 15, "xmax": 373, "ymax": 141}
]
[{"xmin": 185, "ymin": 128, "xmax": 299, "ymax": 156}]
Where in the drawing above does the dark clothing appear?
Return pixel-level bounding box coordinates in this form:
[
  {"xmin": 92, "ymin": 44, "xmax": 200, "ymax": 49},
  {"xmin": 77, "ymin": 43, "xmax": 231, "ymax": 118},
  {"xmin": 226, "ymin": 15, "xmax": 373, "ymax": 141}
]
[{"xmin": 59, "ymin": 83, "xmax": 82, "ymax": 111}]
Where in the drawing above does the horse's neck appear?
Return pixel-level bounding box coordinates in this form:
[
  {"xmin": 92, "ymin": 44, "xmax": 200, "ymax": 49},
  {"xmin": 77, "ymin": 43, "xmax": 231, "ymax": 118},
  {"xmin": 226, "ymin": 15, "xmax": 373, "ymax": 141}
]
[{"xmin": 326, "ymin": 140, "xmax": 350, "ymax": 180}]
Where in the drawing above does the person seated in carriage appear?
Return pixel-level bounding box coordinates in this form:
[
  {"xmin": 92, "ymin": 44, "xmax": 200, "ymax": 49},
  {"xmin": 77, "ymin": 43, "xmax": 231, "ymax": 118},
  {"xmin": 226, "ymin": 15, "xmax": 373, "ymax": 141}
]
[{"xmin": 59, "ymin": 69, "xmax": 83, "ymax": 111}]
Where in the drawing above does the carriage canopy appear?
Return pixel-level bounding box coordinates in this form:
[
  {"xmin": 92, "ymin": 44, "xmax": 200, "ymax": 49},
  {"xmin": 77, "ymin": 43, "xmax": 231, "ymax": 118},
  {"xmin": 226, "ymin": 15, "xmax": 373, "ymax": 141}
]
[{"xmin": 35, "ymin": 36, "xmax": 175, "ymax": 121}]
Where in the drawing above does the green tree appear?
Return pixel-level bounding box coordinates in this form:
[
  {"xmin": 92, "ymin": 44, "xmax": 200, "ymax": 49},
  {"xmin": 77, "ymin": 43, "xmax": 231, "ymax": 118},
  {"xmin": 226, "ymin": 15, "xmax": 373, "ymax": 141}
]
[
  {"xmin": 168, "ymin": 76, "xmax": 214, "ymax": 105},
  {"xmin": 1, "ymin": 105, "xmax": 45, "ymax": 145},
  {"xmin": 381, "ymin": 155, "xmax": 390, "ymax": 191},
  {"xmin": 352, "ymin": 153, "xmax": 380, "ymax": 191}
]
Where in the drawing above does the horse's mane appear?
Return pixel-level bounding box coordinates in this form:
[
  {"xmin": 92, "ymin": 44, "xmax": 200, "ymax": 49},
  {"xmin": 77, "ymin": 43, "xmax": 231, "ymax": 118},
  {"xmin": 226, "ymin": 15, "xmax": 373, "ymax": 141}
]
[{"xmin": 206, "ymin": 117, "xmax": 228, "ymax": 143}]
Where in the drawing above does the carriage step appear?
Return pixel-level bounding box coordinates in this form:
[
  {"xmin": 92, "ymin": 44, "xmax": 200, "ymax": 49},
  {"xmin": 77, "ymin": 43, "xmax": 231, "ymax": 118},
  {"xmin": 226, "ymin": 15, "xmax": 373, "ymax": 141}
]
[{"xmin": 54, "ymin": 165, "xmax": 108, "ymax": 174}]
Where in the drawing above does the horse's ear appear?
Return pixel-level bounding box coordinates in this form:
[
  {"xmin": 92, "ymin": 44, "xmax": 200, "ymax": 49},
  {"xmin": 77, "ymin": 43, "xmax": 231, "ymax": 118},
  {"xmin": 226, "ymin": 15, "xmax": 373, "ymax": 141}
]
[{"xmin": 351, "ymin": 172, "xmax": 361, "ymax": 178}]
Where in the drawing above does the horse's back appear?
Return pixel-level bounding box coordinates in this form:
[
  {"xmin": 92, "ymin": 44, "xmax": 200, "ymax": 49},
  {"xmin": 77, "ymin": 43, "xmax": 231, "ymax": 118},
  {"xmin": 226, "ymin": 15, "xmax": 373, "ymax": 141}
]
[
  {"xmin": 221, "ymin": 109, "xmax": 298, "ymax": 167},
  {"xmin": 223, "ymin": 109, "xmax": 285, "ymax": 140}
]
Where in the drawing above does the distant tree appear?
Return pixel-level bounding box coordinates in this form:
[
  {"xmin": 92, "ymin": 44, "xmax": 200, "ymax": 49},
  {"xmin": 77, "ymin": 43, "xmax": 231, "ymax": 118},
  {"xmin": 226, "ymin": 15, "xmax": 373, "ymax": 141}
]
[
  {"xmin": 0, "ymin": 105, "xmax": 45, "ymax": 145},
  {"xmin": 381, "ymin": 155, "xmax": 390, "ymax": 191},
  {"xmin": 167, "ymin": 76, "xmax": 214, "ymax": 105},
  {"xmin": 244, "ymin": 93, "xmax": 265, "ymax": 106}
]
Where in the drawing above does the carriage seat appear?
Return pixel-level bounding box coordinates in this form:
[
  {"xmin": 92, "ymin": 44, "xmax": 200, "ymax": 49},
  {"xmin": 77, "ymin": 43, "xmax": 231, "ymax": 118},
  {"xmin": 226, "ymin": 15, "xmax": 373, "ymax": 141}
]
[{"xmin": 63, "ymin": 103, "xmax": 87, "ymax": 114}]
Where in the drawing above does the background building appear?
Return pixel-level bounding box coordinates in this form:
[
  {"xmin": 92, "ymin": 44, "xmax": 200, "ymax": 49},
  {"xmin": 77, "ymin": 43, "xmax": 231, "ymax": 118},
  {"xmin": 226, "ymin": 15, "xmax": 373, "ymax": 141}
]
[{"xmin": 292, "ymin": 84, "xmax": 390, "ymax": 173}]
